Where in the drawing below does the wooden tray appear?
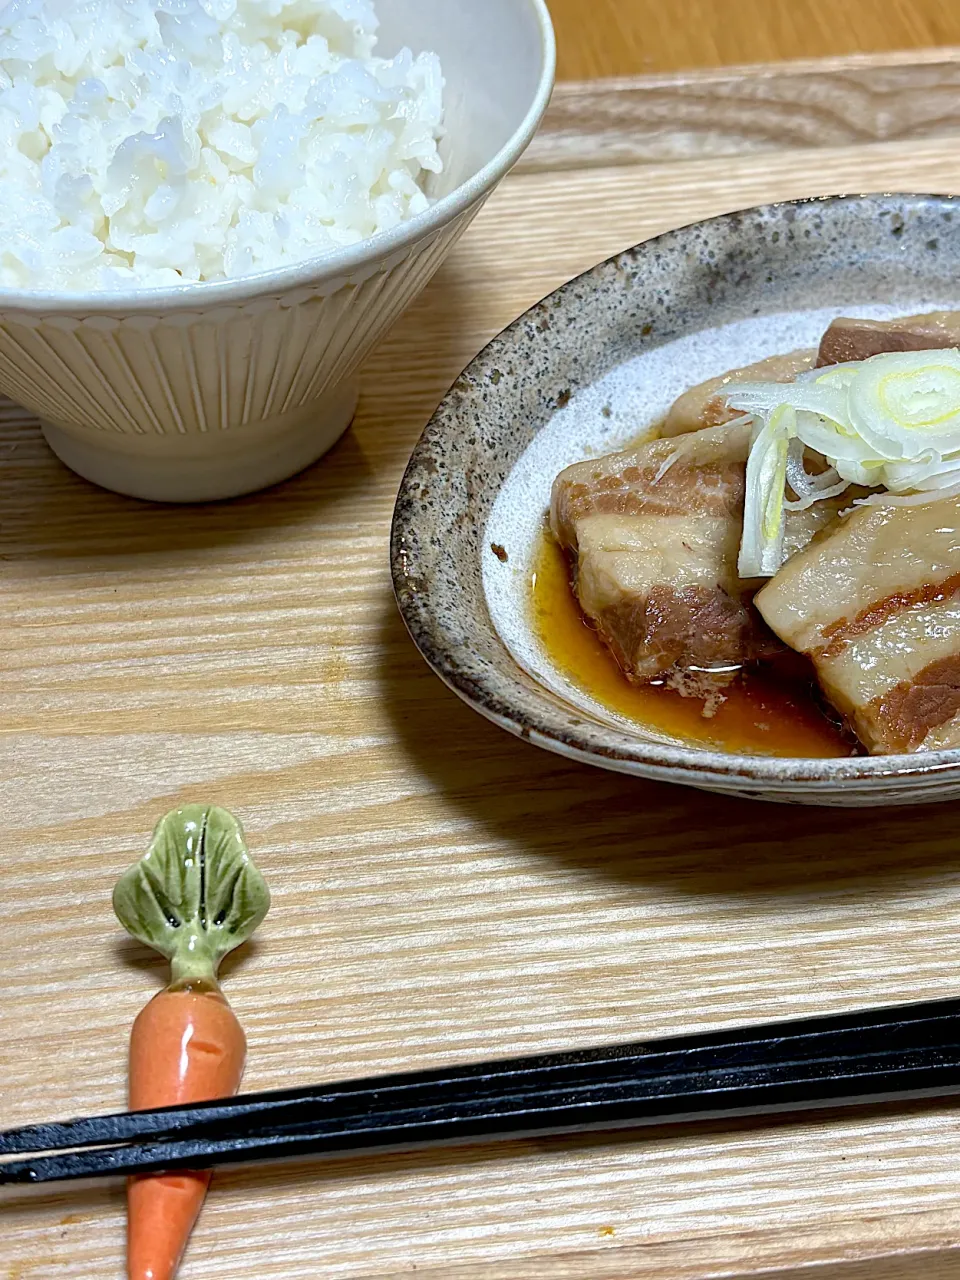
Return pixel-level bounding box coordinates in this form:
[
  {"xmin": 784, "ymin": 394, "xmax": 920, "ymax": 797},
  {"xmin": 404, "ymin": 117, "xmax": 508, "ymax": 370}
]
[{"xmin": 6, "ymin": 54, "xmax": 960, "ymax": 1280}]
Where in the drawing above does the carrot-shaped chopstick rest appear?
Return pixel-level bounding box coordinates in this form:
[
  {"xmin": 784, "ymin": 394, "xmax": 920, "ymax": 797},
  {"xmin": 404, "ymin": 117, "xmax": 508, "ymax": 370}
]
[{"xmin": 113, "ymin": 805, "xmax": 270, "ymax": 1280}]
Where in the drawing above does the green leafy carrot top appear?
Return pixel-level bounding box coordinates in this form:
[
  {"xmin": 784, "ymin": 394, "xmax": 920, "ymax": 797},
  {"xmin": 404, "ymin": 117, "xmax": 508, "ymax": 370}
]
[{"xmin": 113, "ymin": 805, "xmax": 270, "ymax": 986}]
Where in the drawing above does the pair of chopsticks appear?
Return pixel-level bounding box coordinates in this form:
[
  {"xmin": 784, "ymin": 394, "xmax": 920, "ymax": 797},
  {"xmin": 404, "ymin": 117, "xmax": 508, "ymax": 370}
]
[{"xmin": 4, "ymin": 996, "xmax": 960, "ymax": 1185}]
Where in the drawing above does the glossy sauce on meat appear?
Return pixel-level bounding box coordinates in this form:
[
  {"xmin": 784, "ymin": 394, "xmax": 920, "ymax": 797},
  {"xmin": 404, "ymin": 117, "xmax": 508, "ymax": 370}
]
[
  {"xmin": 756, "ymin": 495, "xmax": 960, "ymax": 753},
  {"xmin": 531, "ymin": 531, "xmax": 857, "ymax": 759}
]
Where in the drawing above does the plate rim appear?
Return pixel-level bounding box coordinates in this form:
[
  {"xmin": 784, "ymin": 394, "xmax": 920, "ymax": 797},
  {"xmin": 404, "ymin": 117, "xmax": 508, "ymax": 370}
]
[{"xmin": 391, "ymin": 191, "xmax": 960, "ymax": 792}]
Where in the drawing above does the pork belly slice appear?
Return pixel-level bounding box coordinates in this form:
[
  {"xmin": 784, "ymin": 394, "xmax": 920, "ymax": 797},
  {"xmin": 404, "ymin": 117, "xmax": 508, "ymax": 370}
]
[
  {"xmin": 665, "ymin": 312, "xmax": 960, "ymax": 440},
  {"xmin": 817, "ymin": 310, "xmax": 960, "ymax": 367},
  {"xmin": 662, "ymin": 349, "xmax": 816, "ymax": 437},
  {"xmin": 754, "ymin": 496, "xmax": 960, "ymax": 753},
  {"xmin": 550, "ymin": 421, "xmax": 844, "ymax": 696}
]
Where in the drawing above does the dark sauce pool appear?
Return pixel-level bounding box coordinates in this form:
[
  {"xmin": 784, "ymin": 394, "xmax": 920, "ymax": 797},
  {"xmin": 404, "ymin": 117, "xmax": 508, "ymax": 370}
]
[{"xmin": 530, "ymin": 532, "xmax": 859, "ymax": 759}]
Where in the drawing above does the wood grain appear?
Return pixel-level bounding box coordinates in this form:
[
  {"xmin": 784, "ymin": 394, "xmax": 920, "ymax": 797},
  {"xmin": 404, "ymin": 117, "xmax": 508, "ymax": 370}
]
[
  {"xmin": 7, "ymin": 138, "xmax": 960, "ymax": 1278},
  {"xmin": 525, "ymin": 49, "xmax": 960, "ymax": 172},
  {"xmin": 549, "ymin": 0, "xmax": 960, "ymax": 80}
]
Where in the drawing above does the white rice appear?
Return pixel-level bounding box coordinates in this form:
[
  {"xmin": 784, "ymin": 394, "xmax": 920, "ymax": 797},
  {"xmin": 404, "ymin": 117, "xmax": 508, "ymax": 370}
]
[{"xmin": 0, "ymin": 0, "xmax": 445, "ymax": 291}]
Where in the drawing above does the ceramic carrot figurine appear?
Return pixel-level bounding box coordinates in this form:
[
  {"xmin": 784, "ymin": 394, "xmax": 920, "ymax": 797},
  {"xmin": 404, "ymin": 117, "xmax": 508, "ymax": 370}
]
[{"xmin": 113, "ymin": 804, "xmax": 270, "ymax": 1280}]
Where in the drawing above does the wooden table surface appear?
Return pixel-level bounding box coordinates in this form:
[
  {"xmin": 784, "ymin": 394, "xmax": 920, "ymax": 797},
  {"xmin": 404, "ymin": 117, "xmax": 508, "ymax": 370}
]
[
  {"xmin": 9, "ymin": 24, "xmax": 960, "ymax": 1280},
  {"xmin": 550, "ymin": 0, "xmax": 960, "ymax": 80},
  {"xmin": 8, "ymin": 115, "xmax": 960, "ymax": 1277}
]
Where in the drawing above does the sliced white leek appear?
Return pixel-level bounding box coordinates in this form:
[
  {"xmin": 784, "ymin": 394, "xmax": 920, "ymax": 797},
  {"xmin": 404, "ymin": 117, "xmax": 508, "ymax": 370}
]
[
  {"xmin": 848, "ymin": 349, "xmax": 960, "ymax": 458},
  {"xmin": 738, "ymin": 403, "xmax": 794, "ymax": 578},
  {"xmin": 855, "ymin": 479, "xmax": 960, "ymax": 507},
  {"xmin": 726, "ymin": 381, "xmax": 847, "ymax": 422},
  {"xmin": 783, "ymin": 440, "xmax": 850, "ymax": 510},
  {"xmin": 722, "ymin": 346, "xmax": 960, "ymax": 575}
]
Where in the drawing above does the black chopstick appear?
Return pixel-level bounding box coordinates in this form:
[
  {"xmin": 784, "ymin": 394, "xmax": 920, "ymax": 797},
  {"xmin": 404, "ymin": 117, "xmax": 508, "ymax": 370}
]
[{"xmin": 5, "ymin": 996, "xmax": 960, "ymax": 1185}]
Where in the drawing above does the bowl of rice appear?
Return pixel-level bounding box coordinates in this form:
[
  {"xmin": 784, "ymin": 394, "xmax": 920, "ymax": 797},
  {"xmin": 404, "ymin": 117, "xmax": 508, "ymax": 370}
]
[{"xmin": 0, "ymin": 0, "xmax": 555, "ymax": 501}]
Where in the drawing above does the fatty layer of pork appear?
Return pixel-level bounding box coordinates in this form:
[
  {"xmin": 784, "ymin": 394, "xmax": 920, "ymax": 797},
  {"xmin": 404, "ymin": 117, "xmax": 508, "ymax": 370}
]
[
  {"xmin": 755, "ymin": 497, "xmax": 960, "ymax": 754},
  {"xmin": 661, "ymin": 350, "xmax": 816, "ymax": 437},
  {"xmin": 550, "ymin": 420, "xmax": 845, "ymax": 697}
]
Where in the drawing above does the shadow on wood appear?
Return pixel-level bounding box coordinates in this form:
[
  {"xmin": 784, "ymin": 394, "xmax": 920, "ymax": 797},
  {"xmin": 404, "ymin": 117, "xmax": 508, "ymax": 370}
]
[{"xmin": 377, "ymin": 600, "xmax": 960, "ymax": 901}]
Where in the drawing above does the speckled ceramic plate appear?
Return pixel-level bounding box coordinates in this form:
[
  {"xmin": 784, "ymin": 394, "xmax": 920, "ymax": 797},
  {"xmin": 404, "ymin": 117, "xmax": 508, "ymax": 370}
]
[{"xmin": 391, "ymin": 194, "xmax": 960, "ymax": 806}]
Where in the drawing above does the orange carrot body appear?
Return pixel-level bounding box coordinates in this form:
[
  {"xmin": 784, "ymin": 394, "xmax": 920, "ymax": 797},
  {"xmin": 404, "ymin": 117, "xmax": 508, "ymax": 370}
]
[{"xmin": 127, "ymin": 987, "xmax": 247, "ymax": 1280}]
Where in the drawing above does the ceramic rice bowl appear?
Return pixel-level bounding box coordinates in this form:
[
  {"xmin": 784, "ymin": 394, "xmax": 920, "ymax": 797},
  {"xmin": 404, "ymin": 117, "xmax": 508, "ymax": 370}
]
[{"xmin": 0, "ymin": 0, "xmax": 555, "ymax": 503}]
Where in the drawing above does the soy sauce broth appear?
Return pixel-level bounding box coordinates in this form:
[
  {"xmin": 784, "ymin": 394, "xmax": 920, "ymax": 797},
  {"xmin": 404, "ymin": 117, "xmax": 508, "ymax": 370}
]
[{"xmin": 529, "ymin": 532, "xmax": 857, "ymax": 759}]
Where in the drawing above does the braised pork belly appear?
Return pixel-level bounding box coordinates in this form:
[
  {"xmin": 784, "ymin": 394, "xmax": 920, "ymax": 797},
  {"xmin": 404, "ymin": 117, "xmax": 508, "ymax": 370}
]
[
  {"xmin": 817, "ymin": 311, "xmax": 960, "ymax": 367},
  {"xmin": 550, "ymin": 419, "xmax": 844, "ymax": 697},
  {"xmin": 662, "ymin": 350, "xmax": 815, "ymax": 437},
  {"xmin": 548, "ymin": 310, "xmax": 960, "ymax": 751},
  {"xmin": 755, "ymin": 497, "xmax": 960, "ymax": 754}
]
